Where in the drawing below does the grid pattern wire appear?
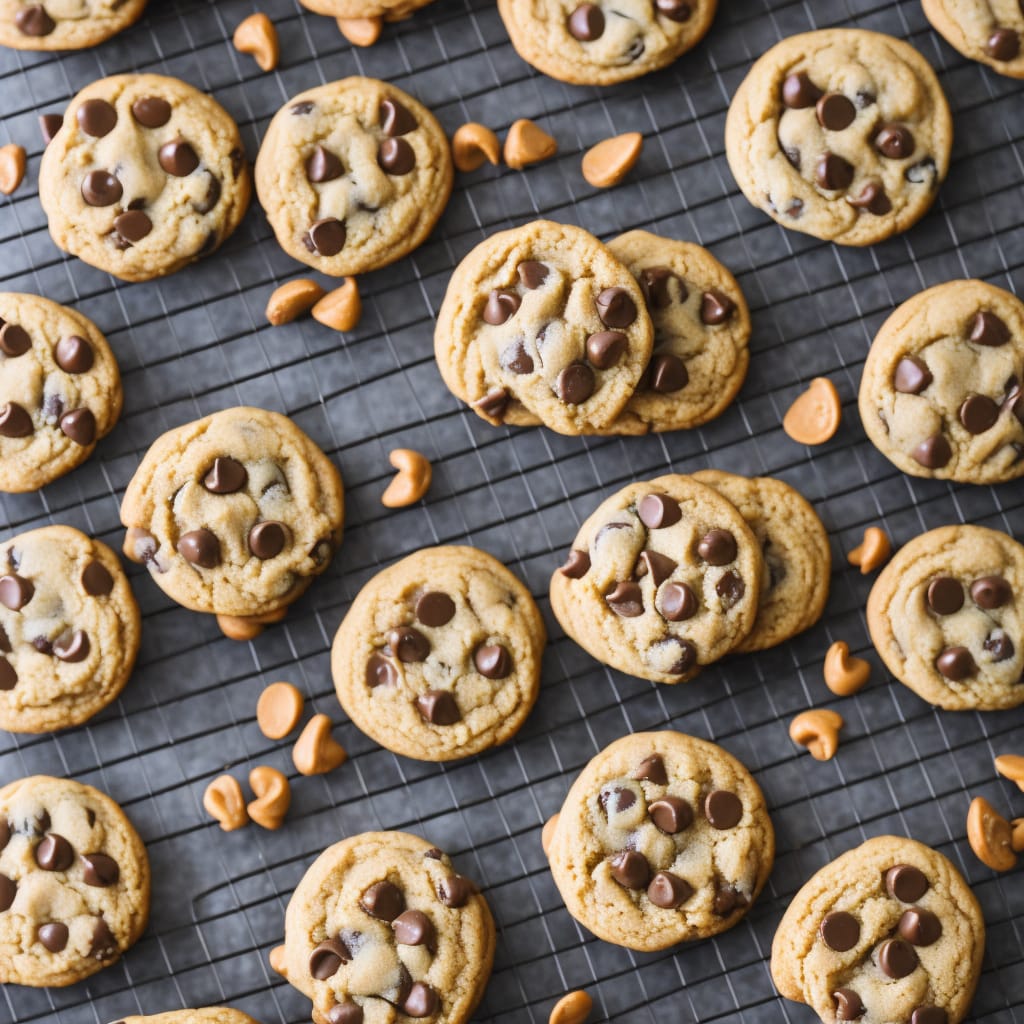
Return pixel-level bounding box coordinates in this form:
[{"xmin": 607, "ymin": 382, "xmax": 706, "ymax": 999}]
[{"xmin": 1, "ymin": 0, "xmax": 1024, "ymax": 1021}]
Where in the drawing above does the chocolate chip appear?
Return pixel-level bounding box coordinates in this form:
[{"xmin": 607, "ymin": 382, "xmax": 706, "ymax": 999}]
[
  {"xmin": 0, "ymin": 874, "xmax": 15, "ymax": 911},
  {"xmin": 609, "ymin": 849, "xmax": 650, "ymax": 889},
  {"xmin": 518, "ymin": 261, "xmax": 549, "ymax": 289},
  {"xmin": 16, "ymin": 4, "xmax": 55, "ymax": 34},
  {"xmin": 380, "ymin": 98, "xmax": 416, "ymax": 136},
  {"xmin": 649, "ymin": 795, "xmax": 692, "ymax": 833},
  {"xmin": 971, "ymin": 575, "xmax": 1011, "ymax": 609},
  {"xmin": 89, "ymin": 916, "xmax": 117, "ymax": 960},
  {"xmin": 81, "ymin": 853, "xmax": 119, "ymax": 887},
  {"xmin": 326, "ymin": 1005, "xmax": 363, "ymax": 1024},
  {"xmin": 783, "ymin": 145, "xmax": 801, "ymax": 170},
  {"xmin": 936, "ymin": 646, "xmax": 976, "ymax": 680},
  {"xmin": 834, "ymin": 989, "xmax": 865, "ymax": 1021},
  {"xmin": 132, "ymin": 97, "xmax": 172, "ymax": 128},
  {"xmin": 816, "ymin": 93, "xmax": 856, "ymax": 130},
  {"xmin": 912, "ymin": 433, "xmax": 951, "ymax": 469},
  {"xmin": 416, "ymin": 689, "xmax": 460, "ymax": 724},
  {"xmin": 388, "ymin": 626, "xmax": 430, "ymax": 662},
  {"xmin": 716, "ymin": 571, "xmax": 745, "ymax": 607},
  {"xmin": 361, "ymin": 880, "xmax": 404, "ymax": 921},
  {"xmin": 894, "ymin": 355, "xmax": 932, "ymax": 393},
  {"xmin": 596, "ymin": 287, "xmax": 638, "ymax": 328},
  {"xmin": 636, "ymin": 550, "xmax": 676, "ymax": 586},
  {"xmin": 0, "ymin": 574, "xmax": 33, "ymax": 610},
  {"xmin": 820, "ymin": 911, "xmax": 860, "ymax": 951},
  {"xmin": 986, "ymin": 28, "xmax": 1020, "ymax": 60},
  {"xmin": 0, "ymin": 323, "xmax": 30, "ymax": 357},
  {"xmin": 194, "ymin": 173, "xmax": 222, "ymax": 214},
  {"xmin": 392, "ymin": 909, "xmax": 435, "ymax": 947},
  {"xmin": 606, "ymin": 581, "xmax": 643, "ymax": 617},
  {"xmin": 654, "ymin": 636, "xmax": 697, "ymax": 675},
  {"xmin": 885, "ymin": 863, "xmax": 929, "ymax": 902},
  {"xmin": 474, "ymin": 387, "xmax": 509, "ymax": 419},
  {"xmin": 0, "ymin": 660, "xmax": 16, "ymax": 691},
  {"xmin": 475, "ymin": 644, "xmax": 512, "ymax": 679},
  {"xmin": 36, "ymin": 833, "xmax": 73, "ymax": 871},
  {"xmin": 875, "ymin": 124, "xmax": 915, "ymax": 159},
  {"xmin": 879, "ymin": 937, "xmax": 918, "ymax": 978},
  {"xmin": 246, "ymin": 521, "xmax": 286, "ymax": 560},
  {"xmin": 177, "ymin": 529, "xmax": 221, "ymax": 569},
  {"xmin": 37, "ymin": 922, "xmax": 68, "ymax": 952},
  {"xmin": 39, "ymin": 113, "xmax": 63, "ymax": 143},
  {"xmin": 306, "ymin": 145, "xmax": 343, "ymax": 182},
  {"xmin": 659, "ymin": 582, "xmax": 697, "ymax": 622},
  {"xmin": 203, "ymin": 456, "xmax": 248, "ymax": 493},
  {"xmin": 640, "ymin": 267, "xmax": 684, "ymax": 308},
  {"xmin": 438, "ymin": 874, "xmax": 475, "ymax": 907},
  {"xmin": 76, "ymin": 99, "xmax": 117, "ymax": 138},
  {"xmin": 704, "ymin": 790, "xmax": 742, "ymax": 829},
  {"xmin": 899, "ymin": 907, "xmax": 941, "ymax": 946},
  {"xmin": 905, "ymin": 157, "xmax": 937, "ymax": 185},
  {"xmin": 647, "ymin": 871, "xmax": 693, "ymax": 908},
  {"xmin": 713, "ymin": 886, "xmax": 747, "ymax": 915},
  {"xmin": 159, "ymin": 139, "xmax": 199, "ymax": 177},
  {"xmin": 568, "ymin": 2, "xmax": 604, "ymax": 40},
  {"xmin": 0, "ymin": 822, "xmax": 9, "ymax": 850},
  {"xmin": 586, "ymin": 331, "xmax": 627, "ymax": 369},
  {"xmin": 848, "ymin": 181, "xmax": 892, "ymax": 215},
  {"xmin": 599, "ymin": 785, "xmax": 636, "ymax": 817},
  {"xmin": 555, "ymin": 363, "xmax": 595, "ymax": 404},
  {"xmin": 816, "ymin": 152, "xmax": 854, "ymax": 191},
  {"xmin": 113, "ymin": 209, "xmax": 153, "ymax": 245},
  {"xmin": 927, "ymin": 577, "xmax": 963, "ymax": 615},
  {"xmin": 81, "ymin": 170, "xmax": 122, "ymax": 207},
  {"xmin": 649, "ymin": 353, "xmax": 688, "ymax": 393},
  {"xmin": 633, "ymin": 754, "xmax": 667, "ymax": 785},
  {"xmin": 59, "ymin": 408, "xmax": 96, "ymax": 446},
  {"xmin": 415, "ymin": 592, "xmax": 455, "ymax": 628},
  {"xmin": 698, "ymin": 529, "xmax": 736, "ymax": 565},
  {"xmin": 911, "ymin": 1009, "xmax": 948, "ymax": 1024},
  {"xmin": 984, "ymin": 631, "xmax": 1014, "ymax": 661},
  {"xmin": 53, "ymin": 630, "xmax": 89, "ymax": 663},
  {"xmin": 307, "ymin": 218, "xmax": 346, "ymax": 257},
  {"xmin": 378, "ymin": 137, "xmax": 415, "ymax": 175},
  {"xmin": 366, "ymin": 653, "xmax": 398, "ymax": 688},
  {"xmin": 701, "ymin": 289, "xmax": 736, "ymax": 325},
  {"xmin": 654, "ymin": 0, "xmax": 692, "ymax": 21},
  {"xmin": 970, "ymin": 311, "xmax": 1010, "ymax": 346},
  {"xmin": 501, "ymin": 339, "xmax": 534, "ymax": 375},
  {"xmin": 54, "ymin": 335, "xmax": 94, "ymax": 373},
  {"xmin": 638, "ymin": 493, "xmax": 681, "ymax": 529},
  {"xmin": 33, "ymin": 636, "xmax": 52, "ymax": 655},
  {"xmin": 560, "ymin": 549, "xmax": 590, "ymax": 578},
  {"xmin": 0, "ymin": 627, "xmax": 9, "ymax": 653},
  {"xmin": 483, "ymin": 289, "xmax": 520, "ymax": 325},
  {"xmin": 958, "ymin": 394, "xmax": 999, "ymax": 434},
  {"xmin": 403, "ymin": 982, "xmax": 438, "ymax": 1018},
  {"xmin": 782, "ymin": 71, "xmax": 823, "ymax": 108},
  {"xmin": 309, "ymin": 937, "xmax": 351, "ymax": 979}
]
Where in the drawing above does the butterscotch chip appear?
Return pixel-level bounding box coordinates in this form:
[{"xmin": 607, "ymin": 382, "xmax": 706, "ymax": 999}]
[
  {"xmin": 312, "ymin": 277, "xmax": 361, "ymax": 332},
  {"xmin": 247, "ymin": 766, "xmax": 291, "ymax": 830},
  {"xmin": 292, "ymin": 713, "xmax": 347, "ymax": 775},
  {"xmin": 203, "ymin": 775, "xmax": 248, "ymax": 831},
  {"xmin": 233, "ymin": 13, "xmax": 279, "ymax": 71},
  {"xmin": 847, "ymin": 525, "xmax": 892, "ymax": 573},
  {"xmin": 504, "ymin": 119, "xmax": 557, "ymax": 170},
  {"xmin": 266, "ymin": 279, "xmax": 326, "ymax": 325},
  {"xmin": 783, "ymin": 376, "xmax": 841, "ymax": 445},
  {"xmin": 788, "ymin": 708, "xmax": 843, "ymax": 760},
  {"xmin": 336, "ymin": 16, "xmax": 382, "ymax": 46},
  {"xmin": 967, "ymin": 795, "xmax": 1016, "ymax": 871},
  {"xmin": 0, "ymin": 144, "xmax": 26, "ymax": 195},
  {"xmin": 256, "ymin": 681, "xmax": 304, "ymax": 739},
  {"xmin": 268, "ymin": 944, "xmax": 288, "ymax": 976},
  {"xmin": 541, "ymin": 813, "xmax": 559, "ymax": 857},
  {"xmin": 1012, "ymin": 818, "xmax": 1024, "ymax": 853},
  {"xmin": 452, "ymin": 122, "xmax": 501, "ymax": 172},
  {"xmin": 823, "ymin": 641, "xmax": 871, "ymax": 697},
  {"xmin": 581, "ymin": 132, "xmax": 643, "ymax": 188},
  {"xmin": 550, "ymin": 990, "xmax": 592, "ymax": 1024},
  {"xmin": 217, "ymin": 608, "xmax": 289, "ymax": 641},
  {"xmin": 994, "ymin": 753, "xmax": 1024, "ymax": 792},
  {"xmin": 381, "ymin": 448, "xmax": 432, "ymax": 508}
]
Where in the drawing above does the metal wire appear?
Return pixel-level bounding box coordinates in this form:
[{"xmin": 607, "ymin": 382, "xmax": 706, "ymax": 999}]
[{"xmin": 1, "ymin": 0, "xmax": 1023, "ymax": 1020}]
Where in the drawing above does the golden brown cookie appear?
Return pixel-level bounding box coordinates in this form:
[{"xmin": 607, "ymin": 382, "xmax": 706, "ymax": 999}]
[
  {"xmin": 0, "ymin": 0, "xmax": 147, "ymax": 50},
  {"xmin": 922, "ymin": 0, "xmax": 1024, "ymax": 79}
]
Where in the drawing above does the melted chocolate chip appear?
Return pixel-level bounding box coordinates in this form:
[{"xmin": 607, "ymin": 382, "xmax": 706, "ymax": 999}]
[
  {"xmin": 834, "ymin": 989, "xmax": 865, "ymax": 1021},
  {"xmin": 879, "ymin": 937, "xmax": 918, "ymax": 978},
  {"xmin": 378, "ymin": 137, "xmax": 415, "ymax": 175},
  {"xmin": 77, "ymin": 99, "xmax": 117, "ymax": 138},
  {"xmin": 53, "ymin": 630, "xmax": 89, "ymax": 663},
  {"xmin": 875, "ymin": 124, "xmax": 915, "ymax": 159},
  {"xmin": 132, "ymin": 97, "xmax": 172, "ymax": 128},
  {"xmin": 586, "ymin": 331, "xmax": 627, "ymax": 369},
  {"xmin": 194, "ymin": 173, "xmax": 222, "ymax": 214},
  {"xmin": 971, "ymin": 575, "xmax": 1011, "ymax": 609},
  {"xmin": 159, "ymin": 139, "xmax": 199, "ymax": 177},
  {"xmin": 927, "ymin": 577, "xmax": 963, "ymax": 615},
  {"xmin": 596, "ymin": 287, "xmax": 637, "ymax": 328},
  {"xmin": 816, "ymin": 93, "xmax": 856, "ymax": 130},
  {"xmin": 820, "ymin": 911, "xmax": 860, "ymax": 951},
  {"xmin": 0, "ymin": 660, "xmax": 16, "ymax": 692},
  {"xmin": 502, "ymin": 339, "xmax": 534, "ymax": 374},
  {"xmin": 309, "ymin": 937, "xmax": 351, "ymax": 979},
  {"xmin": 380, "ymin": 98, "xmax": 416, "ymax": 136},
  {"xmin": 248, "ymin": 521, "xmax": 287, "ymax": 559},
  {"xmin": 114, "ymin": 210, "xmax": 152, "ymax": 245},
  {"xmin": 518, "ymin": 261, "xmax": 549, "ymax": 289},
  {"xmin": 304, "ymin": 145, "xmax": 344, "ymax": 182},
  {"xmin": 16, "ymin": 5, "xmax": 55, "ymax": 35},
  {"xmin": 483, "ymin": 289, "xmax": 520, "ymax": 325},
  {"xmin": 81, "ymin": 170, "xmax": 122, "ymax": 207},
  {"xmin": 705, "ymin": 790, "xmax": 741, "ymax": 829},
  {"xmin": 82, "ymin": 853, "xmax": 119, "ymax": 887},
  {"xmin": 935, "ymin": 646, "xmax": 976, "ymax": 680},
  {"xmin": 606, "ymin": 581, "xmax": 643, "ymax": 617},
  {"xmin": 701, "ymin": 289, "xmax": 736, "ymax": 325},
  {"xmin": 848, "ymin": 182, "xmax": 892, "ymax": 215},
  {"xmin": 0, "ymin": 574, "xmax": 33, "ymax": 610},
  {"xmin": 698, "ymin": 529, "xmax": 736, "ymax": 565},
  {"xmin": 366, "ymin": 653, "xmax": 398, "ymax": 688},
  {"xmin": 416, "ymin": 591, "xmax": 456, "ymax": 627},
  {"xmin": 984, "ymin": 631, "xmax": 1014, "ymax": 661},
  {"xmin": 203, "ymin": 456, "xmax": 247, "ymax": 493},
  {"xmin": 647, "ymin": 871, "xmax": 693, "ymax": 908},
  {"xmin": 885, "ymin": 863, "xmax": 929, "ymax": 902},
  {"xmin": 555, "ymin": 362, "xmax": 595, "ymax": 404},
  {"xmin": 37, "ymin": 922, "xmax": 68, "ymax": 952},
  {"xmin": 659, "ymin": 582, "xmax": 697, "ymax": 622},
  {"xmin": 39, "ymin": 113, "xmax": 62, "ymax": 144},
  {"xmin": 970, "ymin": 311, "xmax": 1010, "ymax": 347},
  {"xmin": 599, "ymin": 785, "xmax": 636, "ymax": 817},
  {"xmin": 716, "ymin": 571, "xmax": 745, "ymax": 607},
  {"xmin": 654, "ymin": 0, "xmax": 692, "ymax": 21},
  {"xmin": 0, "ymin": 874, "xmax": 15, "ymax": 911},
  {"xmin": 782, "ymin": 71, "xmax": 823, "ymax": 108},
  {"xmin": 59, "ymin": 408, "xmax": 95, "ymax": 446},
  {"xmin": 911, "ymin": 1009, "xmax": 948, "ymax": 1024},
  {"xmin": 392, "ymin": 909, "xmax": 435, "ymax": 947},
  {"xmin": 177, "ymin": 529, "xmax": 221, "ymax": 569},
  {"xmin": 649, "ymin": 796, "xmax": 692, "ymax": 833},
  {"xmin": 568, "ymin": 2, "xmax": 604, "ymax": 40},
  {"xmin": 36, "ymin": 833, "xmax": 74, "ymax": 871},
  {"xmin": 640, "ymin": 267, "xmax": 684, "ymax": 308},
  {"xmin": 560, "ymin": 549, "xmax": 590, "ymax": 578},
  {"xmin": 986, "ymin": 28, "xmax": 1020, "ymax": 61},
  {"xmin": 403, "ymin": 982, "xmax": 439, "ymax": 1018},
  {"xmin": 912, "ymin": 433, "xmax": 952, "ymax": 469},
  {"xmin": 898, "ymin": 907, "xmax": 941, "ymax": 946},
  {"xmin": 0, "ymin": 323, "xmax": 30, "ymax": 357},
  {"xmin": 475, "ymin": 644, "xmax": 512, "ymax": 679},
  {"xmin": 636, "ymin": 550, "xmax": 676, "ymax": 586},
  {"xmin": 648, "ymin": 353, "xmax": 688, "ymax": 392},
  {"xmin": 307, "ymin": 218, "xmax": 346, "ymax": 257},
  {"xmin": 633, "ymin": 754, "xmax": 667, "ymax": 785},
  {"xmin": 959, "ymin": 394, "xmax": 999, "ymax": 434},
  {"xmin": 638, "ymin": 493, "xmax": 682, "ymax": 529},
  {"xmin": 416, "ymin": 689, "xmax": 460, "ymax": 724},
  {"xmin": 816, "ymin": 152, "xmax": 854, "ymax": 191},
  {"xmin": 609, "ymin": 849, "xmax": 650, "ymax": 889},
  {"xmin": 438, "ymin": 874, "xmax": 475, "ymax": 907},
  {"xmin": 894, "ymin": 355, "xmax": 932, "ymax": 394},
  {"xmin": 388, "ymin": 626, "xmax": 430, "ymax": 662},
  {"xmin": 360, "ymin": 880, "xmax": 404, "ymax": 921},
  {"xmin": 473, "ymin": 388, "xmax": 509, "ymax": 420}
]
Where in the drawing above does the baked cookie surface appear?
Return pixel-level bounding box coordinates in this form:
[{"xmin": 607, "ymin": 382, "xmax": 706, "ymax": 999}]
[
  {"xmin": 281, "ymin": 831, "xmax": 494, "ymax": 1024},
  {"xmin": 298, "ymin": 0, "xmax": 435, "ymax": 20},
  {"xmin": 255, "ymin": 77, "xmax": 452, "ymax": 278},
  {"xmin": 0, "ymin": 292, "xmax": 121, "ymax": 493},
  {"xmin": 0, "ymin": 526, "xmax": 140, "ymax": 734},
  {"xmin": 859, "ymin": 280, "xmax": 1024, "ymax": 485},
  {"xmin": 332, "ymin": 546, "xmax": 545, "ymax": 762},
  {"xmin": 725, "ymin": 29, "xmax": 953, "ymax": 245},
  {"xmin": 771, "ymin": 836, "xmax": 984, "ymax": 1024},
  {"xmin": 39, "ymin": 74, "xmax": 250, "ymax": 282},
  {"xmin": 0, "ymin": 0, "xmax": 146, "ymax": 50},
  {"xmin": 0, "ymin": 775, "xmax": 150, "ymax": 987},
  {"xmin": 922, "ymin": 0, "xmax": 1024, "ymax": 78},
  {"xmin": 549, "ymin": 474, "xmax": 762, "ymax": 683},
  {"xmin": 434, "ymin": 220, "xmax": 654, "ymax": 435},
  {"xmin": 546, "ymin": 731, "xmax": 774, "ymax": 951},
  {"xmin": 112, "ymin": 1012, "xmax": 261, "ymax": 1024},
  {"xmin": 497, "ymin": 0, "xmax": 718, "ymax": 85},
  {"xmin": 120, "ymin": 406, "xmax": 344, "ymax": 629},
  {"xmin": 867, "ymin": 524, "xmax": 1024, "ymax": 710}
]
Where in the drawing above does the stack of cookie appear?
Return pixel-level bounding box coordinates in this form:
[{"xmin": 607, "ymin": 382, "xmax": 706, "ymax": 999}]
[{"xmin": 434, "ymin": 220, "xmax": 751, "ymax": 436}]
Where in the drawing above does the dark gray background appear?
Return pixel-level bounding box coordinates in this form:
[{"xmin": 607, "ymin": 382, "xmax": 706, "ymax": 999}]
[{"xmin": 1, "ymin": 0, "xmax": 1023, "ymax": 1021}]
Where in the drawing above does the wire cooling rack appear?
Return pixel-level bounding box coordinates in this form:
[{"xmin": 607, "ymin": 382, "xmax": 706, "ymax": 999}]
[{"xmin": 1, "ymin": 0, "xmax": 1023, "ymax": 1021}]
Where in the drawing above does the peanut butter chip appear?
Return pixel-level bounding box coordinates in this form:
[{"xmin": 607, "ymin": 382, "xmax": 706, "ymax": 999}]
[
  {"xmin": 0, "ymin": 144, "xmax": 26, "ymax": 195},
  {"xmin": 847, "ymin": 525, "xmax": 892, "ymax": 573},
  {"xmin": 312, "ymin": 278, "xmax": 361, "ymax": 332},
  {"xmin": 994, "ymin": 754, "xmax": 1024, "ymax": 793},
  {"xmin": 203, "ymin": 775, "xmax": 248, "ymax": 831},
  {"xmin": 217, "ymin": 607, "xmax": 288, "ymax": 641},
  {"xmin": 967, "ymin": 795, "xmax": 1016, "ymax": 871},
  {"xmin": 247, "ymin": 766, "xmax": 291, "ymax": 829},
  {"xmin": 789, "ymin": 708, "xmax": 844, "ymax": 760},
  {"xmin": 233, "ymin": 13, "xmax": 279, "ymax": 71},
  {"xmin": 581, "ymin": 132, "xmax": 643, "ymax": 188},
  {"xmin": 256, "ymin": 681, "xmax": 304, "ymax": 739},
  {"xmin": 336, "ymin": 16, "xmax": 382, "ymax": 46},
  {"xmin": 292, "ymin": 713, "xmax": 347, "ymax": 775},
  {"xmin": 381, "ymin": 448, "xmax": 432, "ymax": 508},
  {"xmin": 783, "ymin": 376, "xmax": 841, "ymax": 445},
  {"xmin": 541, "ymin": 813, "xmax": 560, "ymax": 856},
  {"xmin": 452, "ymin": 122, "xmax": 501, "ymax": 172},
  {"xmin": 824, "ymin": 641, "xmax": 871, "ymax": 696},
  {"xmin": 269, "ymin": 944, "xmax": 288, "ymax": 977},
  {"xmin": 1012, "ymin": 818, "xmax": 1024, "ymax": 854},
  {"xmin": 504, "ymin": 119, "xmax": 557, "ymax": 170},
  {"xmin": 266, "ymin": 279, "xmax": 326, "ymax": 325},
  {"xmin": 549, "ymin": 990, "xmax": 593, "ymax": 1024}
]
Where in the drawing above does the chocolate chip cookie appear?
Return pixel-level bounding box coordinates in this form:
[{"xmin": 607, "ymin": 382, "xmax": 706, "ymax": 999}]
[
  {"xmin": 0, "ymin": 775, "xmax": 150, "ymax": 987},
  {"xmin": 604, "ymin": 230, "xmax": 751, "ymax": 435},
  {"xmin": 549, "ymin": 474, "xmax": 762, "ymax": 683},
  {"xmin": 254, "ymin": 77, "xmax": 452, "ymax": 278},
  {"xmin": 771, "ymin": 835, "xmax": 985, "ymax": 1024},
  {"xmin": 298, "ymin": 0, "xmax": 435, "ymax": 21},
  {"xmin": 332, "ymin": 546, "xmax": 545, "ymax": 762},
  {"xmin": 923, "ymin": 0, "xmax": 1024, "ymax": 79},
  {"xmin": 0, "ymin": 526, "xmax": 140, "ymax": 734},
  {"xmin": 867, "ymin": 524, "xmax": 1024, "ymax": 710},
  {"xmin": 113, "ymin": 1011, "xmax": 261, "ymax": 1024},
  {"xmin": 120, "ymin": 406, "xmax": 344, "ymax": 640},
  {"xmin": 497, "ymin": 0, "xmax": 718, "ymax": 86},
  {"xmin": 279, "ymin": 831, "xmax": 494, "ymax": 1024},
  {"xmin": 0, "ymin": 292, "xmax": 121, "ymax": 493},
  {"xmin": 859, "ymin": 280, "xmax": 1024, "ymax": 484},
  {"xmin": 546, "ymin": 731, "xmax": 774, "ymax": 951},
  {"xmin": 725, "ymin": 29, "xmax": 953, "ymax": 246},
  {"xmin": 39, "ymin": 74, "xmax": 250, "ymax": 282},
  {"xmin": 434, "ymin": 220, "xmax": 654, "ymax": 435},
  {"xmin": 0, "ymin": 0, "xmax": 147, "ymax": 50},
  {"xmin": 691, "ymin": 471, "xmax": 831, "ymax": 652}
]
